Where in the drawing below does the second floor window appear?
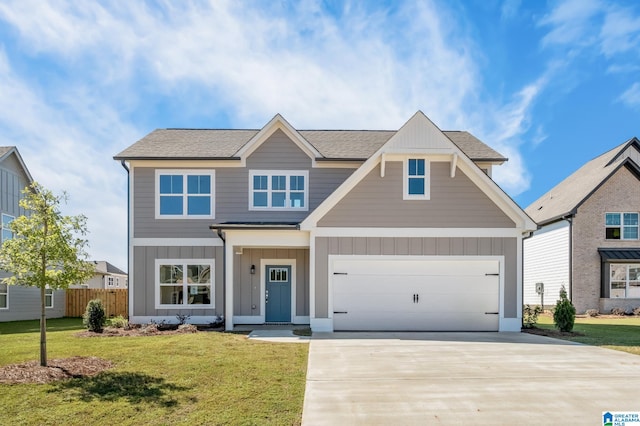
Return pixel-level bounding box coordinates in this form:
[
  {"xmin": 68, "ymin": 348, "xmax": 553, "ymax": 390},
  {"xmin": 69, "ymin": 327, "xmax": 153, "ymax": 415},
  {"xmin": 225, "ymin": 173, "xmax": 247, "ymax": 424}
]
[
  {"xmin": 249, "ymin": 170, "xmax": 308, "ymax": 210},
  {"xmin": 606, "ymin": 213, "xmax": 638, "ymax": 240},
  {"xmin": 1, "ymin": 214, "xmax": 14, "ymax": 243},
  {"xmin": 404, "ymin": 158, "xmax": 430, "ymax": 200},
  {"xmin": 156, "ymin": 170, "xmax": 215, "ymax": 219}
]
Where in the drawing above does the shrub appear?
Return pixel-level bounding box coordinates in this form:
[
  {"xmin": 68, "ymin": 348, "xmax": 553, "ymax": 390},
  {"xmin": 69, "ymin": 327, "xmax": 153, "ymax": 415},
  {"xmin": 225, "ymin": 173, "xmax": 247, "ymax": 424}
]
[
  {"xmin": 108, "ymin": 315, "xmax": 129, "ymax": 329},
  {"xmin": 523, "ymin": 304, "xmax": 542, "ymax": 328},
  {"xmin": 585, "ymin": 309, "xmax": 599, "ymax": 317},
  {"xmin": 553, "ymin": 286, "xmax": 576, "ymax": 332},
  {"xmin": 611, "ymin": 307, "xmax": 626, "ymax": 316},
  {"xmin": 83, "ymin": 299, "xmax": 107, "ymax": 333},
  {"xmin": 176, "ymin": 314, "xmax": 191, "ymax": 325},
  {"xmin": 634, "ymin": 307, "xmax": 640, "ymax": 316},
  {"xmin": 178, "ymin": 324, "xmax": 198, "ymax": 333}
]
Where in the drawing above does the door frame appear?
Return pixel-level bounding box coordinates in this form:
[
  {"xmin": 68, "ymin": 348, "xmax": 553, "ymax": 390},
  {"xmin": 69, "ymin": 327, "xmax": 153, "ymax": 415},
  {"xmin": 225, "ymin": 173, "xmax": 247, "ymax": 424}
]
[{"xmin": 261, "ymin": 259, "xmax": 296, "ymax": 323}]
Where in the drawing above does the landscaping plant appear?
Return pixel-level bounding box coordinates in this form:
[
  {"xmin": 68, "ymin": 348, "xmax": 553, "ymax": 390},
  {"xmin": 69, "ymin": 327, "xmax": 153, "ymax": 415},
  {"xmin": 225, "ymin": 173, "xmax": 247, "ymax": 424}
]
[
  {"xmin": 553, "ymin": 286, "xmax": 576, "ymax": 332},
  {"xmin": 83, "ymin": 299, "xmax": 107, "ymax": 333},
  {"xmin": 522, "ymin": 304, "xmax": 542, "ymax": 328}
]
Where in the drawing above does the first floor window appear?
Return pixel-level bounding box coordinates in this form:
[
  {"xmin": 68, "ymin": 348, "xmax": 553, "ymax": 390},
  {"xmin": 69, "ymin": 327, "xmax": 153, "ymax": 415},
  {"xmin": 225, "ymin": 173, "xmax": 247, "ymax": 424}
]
[
  {"xmin": 45, "ymin": 288, "xmax": 53, "ymax": 308},
  {"xmin": 249, "ymin": 170, "xmax": 308, "ymax": 210},
  {"xmin": 107, "ymin": 276, "xmax": 115, "ymax": 287},
  {"xmin": 610, "ymin": 264, "xmax": 640, "ymax": 298},
  {"xmin": 0, "ymin": 283, "xmax": 7, "ymax": 309},
  {"xmin": 606, "ymin": 213, "xmax": 639, "ymax": 240},
  {"xmin": 2, "ymin": 213, "xmax": 14, "ymax": 243},
  {"xmin": 156, "ymin": 170, "xmax": 215, "ymax": 218},
  {"xmin": 156, "ymin": 260, "xmax": 214, "ymax": 308}
]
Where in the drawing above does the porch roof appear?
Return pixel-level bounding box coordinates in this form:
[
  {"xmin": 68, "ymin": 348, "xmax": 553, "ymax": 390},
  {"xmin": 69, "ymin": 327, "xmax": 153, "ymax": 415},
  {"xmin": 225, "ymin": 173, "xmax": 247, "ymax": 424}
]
[{"xmin": 598, "ymin": 248, "xmax": 640, "ymax": 261}]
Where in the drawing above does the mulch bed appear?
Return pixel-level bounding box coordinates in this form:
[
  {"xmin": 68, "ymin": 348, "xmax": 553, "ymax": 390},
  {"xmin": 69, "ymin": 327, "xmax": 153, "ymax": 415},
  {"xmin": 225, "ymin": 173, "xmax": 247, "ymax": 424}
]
[
  {"xmin": 522, "ymin": 327, "xmax": 584, "ymax": 338},
  {"xmin": 0, "ymin": 356, "xmax": 114, "ymax": 385}
]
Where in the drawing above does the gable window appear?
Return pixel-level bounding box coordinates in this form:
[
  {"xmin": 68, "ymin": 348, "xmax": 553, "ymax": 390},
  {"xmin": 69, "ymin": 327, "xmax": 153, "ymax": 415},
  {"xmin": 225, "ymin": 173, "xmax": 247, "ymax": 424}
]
[
  {"xmin": 605, "ymin": 213, "xmax": 638, "ymax": 240},
  {"xmin": 45, "ymin": 288, "xmax": 53, "ymax": 308},
  {"xmin": 404, "ymin": 158, "xmax": 430, "ymax": 200},
  {"xmin": 0, "ymin": 283, "xmax": 7, "ymax": 309},
  {"xmin": 1, "ymin": 214, "xmax": 14, "ymax": 243},
  {"xmin": 155, "ymin": 260, "xmax": 214, "ymax": 309},
  {"xmin": 156, "ymin": 170, "xmax": 215, "ymax": 219},
  {"xmin": 249, "ymin": 170, "xmax": 308, "ymax": 210},
  {"xmin": 107, "ymin": 276, "xmax": 115, "ymax": 287},
  {"xmin": 610, "ymin": 264, "xmax": 640, "ymax": 298}
]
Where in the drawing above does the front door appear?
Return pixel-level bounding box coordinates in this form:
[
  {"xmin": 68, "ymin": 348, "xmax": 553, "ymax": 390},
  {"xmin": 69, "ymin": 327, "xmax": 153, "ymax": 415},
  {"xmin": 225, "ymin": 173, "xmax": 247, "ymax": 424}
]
[{"xmin": 265, "ymin": 265, "xmax": 291, "ymax": 322}]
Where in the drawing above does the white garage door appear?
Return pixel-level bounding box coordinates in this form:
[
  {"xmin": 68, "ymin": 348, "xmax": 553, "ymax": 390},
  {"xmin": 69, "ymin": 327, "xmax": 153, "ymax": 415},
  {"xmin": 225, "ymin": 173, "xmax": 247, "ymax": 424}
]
[{"xmin": 331, "ymin": 258, "xmax": 500, "ymax": 331}]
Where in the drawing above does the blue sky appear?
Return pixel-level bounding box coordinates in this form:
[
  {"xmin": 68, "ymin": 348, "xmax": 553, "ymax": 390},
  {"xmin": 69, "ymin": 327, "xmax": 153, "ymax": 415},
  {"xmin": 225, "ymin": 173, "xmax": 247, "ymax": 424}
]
[{"xmin": 0, "ymin": 0, "xmax": 639, "ymax": 271}]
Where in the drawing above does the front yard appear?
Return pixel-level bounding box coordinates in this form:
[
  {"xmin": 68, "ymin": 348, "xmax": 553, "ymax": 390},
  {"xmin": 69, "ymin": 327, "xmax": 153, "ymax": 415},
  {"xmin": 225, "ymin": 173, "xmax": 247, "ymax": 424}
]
[
  {"xmin": 534, "ymin": 314, "xmax": 640, "ymax": 355},
  {"xmin": 0, "ymin": 318, "xmax": 308, "ymax": 425}
]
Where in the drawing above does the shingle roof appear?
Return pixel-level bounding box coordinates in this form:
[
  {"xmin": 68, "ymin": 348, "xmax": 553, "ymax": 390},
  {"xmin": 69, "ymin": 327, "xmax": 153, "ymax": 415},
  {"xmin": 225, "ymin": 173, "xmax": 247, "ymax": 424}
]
[
  {"xmin": 0, "ymin": 146, "xmax": 15, "ymax": 158},
  {"xmin": 93, "ymin": 261, "xmax": 127, "ymax": 275},
  {"xmin": 114, "ymin": 128, "xmax": 506, "ymax": 162},
  {"xmin": 526, "ymin": 138, "xmax": 640, "ymax": 225}
]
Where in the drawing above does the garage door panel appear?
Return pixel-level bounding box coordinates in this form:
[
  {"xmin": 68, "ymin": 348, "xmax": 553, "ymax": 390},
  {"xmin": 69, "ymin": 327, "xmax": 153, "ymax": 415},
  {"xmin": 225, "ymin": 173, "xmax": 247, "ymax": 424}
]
[{"xmin": 331, "ymin": 258, "xmax": 500, "ymax": 332}]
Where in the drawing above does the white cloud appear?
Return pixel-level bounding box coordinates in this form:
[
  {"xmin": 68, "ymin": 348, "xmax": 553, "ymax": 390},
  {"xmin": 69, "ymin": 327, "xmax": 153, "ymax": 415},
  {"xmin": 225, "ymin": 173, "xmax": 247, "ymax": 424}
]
[
  {"xmin": 539, "ymin": 0, "xmax": 603, "ymax": 47},
  {"xmin": 619, "ymin": 82, "xmax": 640, "ymax": 108}
]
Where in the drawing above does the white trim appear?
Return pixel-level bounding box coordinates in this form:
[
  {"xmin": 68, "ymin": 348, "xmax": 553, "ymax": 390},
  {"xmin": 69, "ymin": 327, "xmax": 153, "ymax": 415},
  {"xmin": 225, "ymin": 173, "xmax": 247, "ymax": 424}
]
[
  {"xmin": 403, "ymin": 157, "xmax": 431, "ymax": 200},
  {"xmin": 261, "ymin": 259, "xmax": 296, "ymax": 323},
  {"xmin": 129, "ymin": 163, "xmax": 135, "ymax": 319},
  {"xmin": 133, "ymin": 238, "xmax": 223, "ymax": 247},
  {"xmin": 0, "ymin": 147, "xmax": 34, "ymax": 182},
  {"xmin": 312, "ymin": 227, "xmax": 525, "ymax": 238},
  {"xmin": 248, "ymin": 170, "xmax": 309, "ymax": 211},
  {"xmin": 450, "ymin": 153, "xmax": 458, "ymax": 178},
  {"xmin": 45, "ymin": 288, "xmax": 54, "ymax": 309},
  {"xmin": 309, "ymin": 234, "xmax": 316, "ymax": 326},
  {"xmin": 130, "ymin": 315, "xmax": 220, "ymax": 325},
  {"xmin": 310, "ymin": 318, "xmax": 333, "ymax": 332},
  {"xmin": 293, "ymin": 315, "xmax": 310, "ymax": 324},
  {"xmin": 129, "ymin": 160, "xmax": 243, "ymax": 168},
  {"xmin": 154, "ymin": 169, "xmax": 215, "ymax": 219},
  {"xmin": 321, "ymin": 254, "xmax": 506, "ymax": 332},
  {"xmin": 516, "ymin": 234, "xmax": 523, "ymax": 322},
  {"xmin": 235, "ymin": 114, "xmax": 321, "ymax": 161},
  {"xmin": 233, "ymin": 315, "xmax": 265, "ymax": 324},
  {"xmin": 154, "ymin": 259, "xmax": 215, "ymax": 310},
  {"xmin": 605, "ymin": 212, "xmax": 639, "ymax": 240},
  {"xmin": 225, "ymin": 240, "xmax": 235, "ymax": 331},
  {"xmin": 223, "ymin": 230, "xmax": 309, "ymax": 247},
  {"xmin": 499, "ymin": 318, "xmax": 522, "ymax": 332},
  {"xmin": 315, "ymin": 161, "xmax": 361, "ymax": 169}
]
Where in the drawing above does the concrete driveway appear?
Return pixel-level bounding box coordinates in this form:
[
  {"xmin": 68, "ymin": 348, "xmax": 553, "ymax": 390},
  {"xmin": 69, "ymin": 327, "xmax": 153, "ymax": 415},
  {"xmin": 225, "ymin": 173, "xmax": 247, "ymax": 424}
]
[{"xmin": 302, "ymin": 332, "xmax": 640, "ymax": 425}]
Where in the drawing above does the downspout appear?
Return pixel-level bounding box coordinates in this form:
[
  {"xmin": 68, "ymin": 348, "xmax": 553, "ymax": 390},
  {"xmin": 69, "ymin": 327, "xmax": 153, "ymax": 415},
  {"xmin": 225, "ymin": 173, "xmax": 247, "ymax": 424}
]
[
  {"xmin": 120, "ymin": 160, "xmax": 130, "ymax": 319},
  {"xmin": 216, "ymin": 228, "xmax": 226, "ymax": 323},
  {"xmin": 563, "ymin": 215, "xmax": 574, "ymax": 302}
]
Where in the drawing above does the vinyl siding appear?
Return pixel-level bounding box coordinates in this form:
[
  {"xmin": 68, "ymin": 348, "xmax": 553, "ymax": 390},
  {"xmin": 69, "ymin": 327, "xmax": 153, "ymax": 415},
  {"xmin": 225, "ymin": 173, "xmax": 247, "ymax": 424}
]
[
  {"xmin": 523, "ymin": 221, "xmax": 570, "ymax": 306},
  {"xmin": 233, "ymin": 248, "xmax": 309, "ymax": 317},
  {"xmin": 317, "ymin": 161, "xmax": 515, "ymax": 228},
  {"xmin": 133, "ymin": 129, "xmax": 354, "ymax": 238},
  {"xmin": 131, "ymin": 245, "xmax": 223, "ymax": 317},
  {"xmin": 0, "ymin": 284, "xmax": 65, "ymax": 322},
  {"xmin": 314, "ymin": 237, "xmax": 518, "ymax": 318}
]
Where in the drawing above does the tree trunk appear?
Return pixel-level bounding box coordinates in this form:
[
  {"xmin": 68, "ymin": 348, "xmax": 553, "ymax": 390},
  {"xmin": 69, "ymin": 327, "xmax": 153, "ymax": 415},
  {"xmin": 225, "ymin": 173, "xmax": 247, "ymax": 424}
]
[{"xmin": 40, "ymin": 285, "xmax": 47, "ymax": 367}]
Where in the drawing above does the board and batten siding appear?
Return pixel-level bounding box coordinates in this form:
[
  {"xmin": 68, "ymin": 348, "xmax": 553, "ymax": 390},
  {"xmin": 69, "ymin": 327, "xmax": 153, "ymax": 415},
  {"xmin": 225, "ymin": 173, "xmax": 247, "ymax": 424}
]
[
  {"xmin": 523, "ymin": 221, "xmax": 570, "ymax": 306},
  {"xmin": 132, "ymin": 246, "xmax": 223, "ymax": 317},
  {"xmin": 133, "ymin": 129, "xmax": 354, "ymax": 238},
  {"xmin": 314, "ymin": 236, "xmax": 518, "ymax": 318},
  {"xmin": 317, "ymin": 161, "xmax": 515, "ymax": 228},
  {"xmin": 232, "ymin": 248, "xmax": 309, "ymax": 317},
  {"xmin": 0, "ymin": 152, "xmax": 30, "ymax": 218},
  {"xmin": 0, "ymin": 284, "xmax": 65, "ymax": 322}
]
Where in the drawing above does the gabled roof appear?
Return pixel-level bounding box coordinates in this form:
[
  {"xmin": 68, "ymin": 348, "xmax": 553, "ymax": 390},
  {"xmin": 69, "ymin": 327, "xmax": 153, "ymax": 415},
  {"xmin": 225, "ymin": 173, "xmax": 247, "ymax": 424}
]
[
  {"xmin": 92, "ymin": 261, "xmax": 127, "ymax": 276},
  {"xmin": 526, "ymin": 137, "xmax": 640, "ymax": 225},
  {"xmin": 114, "ymin": 118, "xmax": 506, "ymax": 163},
  {"xmin": 0, "ymin": 146, "xmax": 34, "ymax": 182}
]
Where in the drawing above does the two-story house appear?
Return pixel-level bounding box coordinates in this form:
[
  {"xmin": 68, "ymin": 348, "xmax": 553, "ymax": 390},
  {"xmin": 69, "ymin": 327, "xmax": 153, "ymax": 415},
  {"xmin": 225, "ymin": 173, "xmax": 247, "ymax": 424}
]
[
  {"xmin": 71, "ymin": 261, "xmax": 128, "ymax": 289},
  {"xmin": 524, "ymin": 137, "xmax": 640, "ymax": 313},
  {"xmin": 0, "ymin": 147, "xmax": 66, "ymax": 322},
  {"xmin": 115, "ymin": 112, "xmax": 536, "ymax": 332}
]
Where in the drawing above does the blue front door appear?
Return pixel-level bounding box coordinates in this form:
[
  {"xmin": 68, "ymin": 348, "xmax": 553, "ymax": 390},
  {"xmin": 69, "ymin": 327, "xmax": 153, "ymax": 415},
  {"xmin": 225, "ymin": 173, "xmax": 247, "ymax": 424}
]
[{"xmin": 265, "ymin": 265, "xmax": 291, "ymax": 323}]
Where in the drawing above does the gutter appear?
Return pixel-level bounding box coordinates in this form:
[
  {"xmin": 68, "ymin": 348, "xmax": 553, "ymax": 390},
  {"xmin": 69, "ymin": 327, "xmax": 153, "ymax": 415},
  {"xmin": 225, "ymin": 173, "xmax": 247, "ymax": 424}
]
[
  {"xmin": 119, "ymin": 160, "xmax": 131, "ymax": 319},
  {"xmin": 209, "ymin": 223, "xmax": 301, "ymax": 231}
]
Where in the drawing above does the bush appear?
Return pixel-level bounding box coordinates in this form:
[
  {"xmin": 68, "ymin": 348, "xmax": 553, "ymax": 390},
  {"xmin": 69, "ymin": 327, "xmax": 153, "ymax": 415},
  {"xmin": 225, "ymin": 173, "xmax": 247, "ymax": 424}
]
[
  {"xmin": 634, "ymin": 307, "xmax": 640, "ymax": 316},
  {"xmin": 611, "ymin": 307, "xmax": 626, "ymax": 316},
  {"xmin": 108, "ymin": 315, "xmax": 129, "ymax": 329},
  {"xmin": 83, "ymin": 299, "xmax": 107, "ymax": 333},
  {"xmin": 585, "ymin": 309, "xmax": 599, "ymax": 317},
  {"xmin": 523, "ymin": 304, "xmax": 542, "ymax": 328},
  {"xmin": 553, "ymin": 286, "xmax": 576, "ymax": 332}
]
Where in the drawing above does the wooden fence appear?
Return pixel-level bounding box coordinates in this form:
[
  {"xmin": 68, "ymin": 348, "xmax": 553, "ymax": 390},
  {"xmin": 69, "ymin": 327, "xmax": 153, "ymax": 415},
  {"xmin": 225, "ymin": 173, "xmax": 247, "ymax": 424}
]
[{"xmin": 66, "ymin": 289, "xmax": 128, "ymax": 318}]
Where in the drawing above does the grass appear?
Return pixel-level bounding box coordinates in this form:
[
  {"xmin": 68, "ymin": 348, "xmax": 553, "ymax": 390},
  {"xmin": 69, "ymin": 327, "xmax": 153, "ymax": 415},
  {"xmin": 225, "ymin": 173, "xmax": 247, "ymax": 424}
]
[
  {"xmin": 0, "ymin": 318, "xmax": 309, "ymax": 425},
  {"xmin": 535, "ymin": 314, "xmax": 640, "ymax": 355}
]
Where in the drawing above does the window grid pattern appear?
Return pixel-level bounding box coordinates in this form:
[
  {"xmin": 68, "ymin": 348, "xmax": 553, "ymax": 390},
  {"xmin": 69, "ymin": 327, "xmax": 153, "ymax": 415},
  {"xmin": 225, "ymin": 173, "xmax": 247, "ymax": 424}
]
[
  {"xmin": 250, "ymin": 171, "xmax": 308, "ymax": 210},
  {"xmin": 157, "ymin": 261, "xmax": 214, "ymax": 308},
  {"xmin": 610, "ymin": 264, "xmax": 640, "ymax": 298},
  {"xmin": 606, "ymin": 213, "xmax": 639, "ymax": 240},
  {"xmin": 157, "ymin": 171, "xmax": 214, "ymax": 218}
]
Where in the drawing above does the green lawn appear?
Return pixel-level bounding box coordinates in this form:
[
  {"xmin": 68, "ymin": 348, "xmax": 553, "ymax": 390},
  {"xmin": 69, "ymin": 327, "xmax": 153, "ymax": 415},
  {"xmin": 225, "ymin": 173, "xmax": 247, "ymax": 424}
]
[
  {"xmin": 536, "ymin": 314, "xmax": 640, "ymax": 355},
  {"xmin": 0, "ymin": 318, "xmax": 308, "ymax": 426}
]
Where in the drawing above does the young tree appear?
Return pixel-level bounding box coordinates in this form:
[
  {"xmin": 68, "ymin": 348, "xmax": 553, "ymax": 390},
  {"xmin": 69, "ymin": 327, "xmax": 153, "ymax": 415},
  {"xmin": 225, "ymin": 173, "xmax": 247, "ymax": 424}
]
[{"xmin": 0, "ymin": 182, "xmax": 94, "ymax": 366}]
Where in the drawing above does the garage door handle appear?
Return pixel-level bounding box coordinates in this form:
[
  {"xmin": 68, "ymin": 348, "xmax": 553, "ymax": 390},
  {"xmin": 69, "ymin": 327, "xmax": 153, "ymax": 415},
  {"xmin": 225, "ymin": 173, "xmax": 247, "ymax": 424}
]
[
  {"xmin": 484, "ymin": 312, "xmax": 499, "ymax": 315},
  {"xmin": 333, "ymin": 311, "xmax": 348, "ymax": 314},
  {"xmin": 485, "ymin": 273, "xmax": 499, "ymax": 276}
]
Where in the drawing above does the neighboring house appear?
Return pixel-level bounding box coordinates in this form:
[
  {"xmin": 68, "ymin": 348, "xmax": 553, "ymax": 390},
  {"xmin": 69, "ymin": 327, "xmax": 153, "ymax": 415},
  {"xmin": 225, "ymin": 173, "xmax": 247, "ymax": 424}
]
[
  {"xmin": 73, "ymin": 261, "xmax": 128, "ymax": 289},
  {"xmin": 524, "ymin": 138, "xmax": 640, "ymax": 314},
  {"xmin": 114, "ymin": 112, "xmax": 536, "ymax": 332},
  {"xmin": 0, "ymin": 147, "xmax": 65, "ymax": 322}
]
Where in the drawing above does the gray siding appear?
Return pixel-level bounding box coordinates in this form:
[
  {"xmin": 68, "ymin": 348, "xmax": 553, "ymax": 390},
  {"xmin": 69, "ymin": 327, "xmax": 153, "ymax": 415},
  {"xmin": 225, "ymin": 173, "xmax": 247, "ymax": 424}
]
[
  {"xmin": 314, "ymin": 237, "xmax": 518, "ymax": 318},
  {"xmin": 132, "ymin": 246, "xmax": 223, "ymax": 317},
  {"xmin": 0, "ymin": 285, "xmax": 65, "ymax": 322},
  {"xmin": 318, "ymin": 162, "xmax": 514, "ymax": 228},
  {"xmin": 0, "ymin": 152, "xmax": 29, "ymax": 218},
  {"xmin": 233, "ymin": 248, "xmax": 309, "ymax": 317},
  {"xmin": 133, "ymin": 129, "xmax": 354, "ymax": 238}
]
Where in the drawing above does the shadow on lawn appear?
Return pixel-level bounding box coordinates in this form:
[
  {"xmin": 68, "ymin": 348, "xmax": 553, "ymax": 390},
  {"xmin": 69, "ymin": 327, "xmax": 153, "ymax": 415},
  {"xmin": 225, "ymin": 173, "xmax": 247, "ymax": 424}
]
[{"xmin": 49, "ymin": 371, "xmax": 193, "ymax": 407}]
